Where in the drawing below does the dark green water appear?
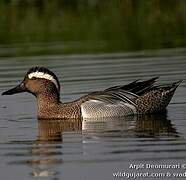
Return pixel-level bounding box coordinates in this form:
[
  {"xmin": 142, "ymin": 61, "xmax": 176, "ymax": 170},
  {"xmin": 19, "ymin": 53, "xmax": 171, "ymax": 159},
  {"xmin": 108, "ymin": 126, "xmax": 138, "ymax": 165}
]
[
  {"xmin": 0, "ymin": 0, "xmax": 186, "ymax": 56},
  {"xmin": 0, "ymin": 48, "xmax": 186, "ymax": 180}
]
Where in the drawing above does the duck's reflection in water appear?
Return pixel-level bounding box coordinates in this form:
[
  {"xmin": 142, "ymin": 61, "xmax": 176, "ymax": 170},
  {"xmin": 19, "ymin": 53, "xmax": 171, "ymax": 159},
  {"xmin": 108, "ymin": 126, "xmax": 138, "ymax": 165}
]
[
  {"xmin": 135, "ymin": 114, "xmax": 178, "ymax": 137},
  {"xmin": 24, "ymin": 113, "xmax": 178, "ymax": 177},
  {"xmin": 37, "ymin": 118, "xmax": 82, "ymax": 142},
  {"xmin": 82, "ymin": 113, "xmax": 178, "ymax": 138},
  {"xmin": 29, "ymin": 118, "xmax": 82, "ymax": 177}
]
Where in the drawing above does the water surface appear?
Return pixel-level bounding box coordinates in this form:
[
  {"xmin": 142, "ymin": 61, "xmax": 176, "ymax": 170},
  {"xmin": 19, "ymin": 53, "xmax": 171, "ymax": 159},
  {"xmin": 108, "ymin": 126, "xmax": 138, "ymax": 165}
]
[{"xmin": 0, "ymin": 48, "xmax": 186, "ymax": 180}]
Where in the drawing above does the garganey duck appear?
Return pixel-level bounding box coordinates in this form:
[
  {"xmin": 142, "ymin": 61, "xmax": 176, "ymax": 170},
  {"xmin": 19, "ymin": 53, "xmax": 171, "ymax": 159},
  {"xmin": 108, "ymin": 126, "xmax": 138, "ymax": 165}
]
[{"xmin": 2, "ymin": 67, "xmax": 181, "ymax": 119}]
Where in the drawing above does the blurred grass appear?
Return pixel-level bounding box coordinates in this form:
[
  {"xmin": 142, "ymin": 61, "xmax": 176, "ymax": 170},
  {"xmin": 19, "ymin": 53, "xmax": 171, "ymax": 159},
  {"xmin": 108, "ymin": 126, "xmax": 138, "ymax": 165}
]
[{"xmin": 0, "ymin": 0, "xmax": 185, "ymax": 56}]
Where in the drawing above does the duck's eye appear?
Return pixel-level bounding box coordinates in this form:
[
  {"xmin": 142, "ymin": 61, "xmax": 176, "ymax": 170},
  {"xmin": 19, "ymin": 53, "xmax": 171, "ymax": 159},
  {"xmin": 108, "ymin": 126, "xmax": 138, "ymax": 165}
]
[{"xmin": 31, "ymin": 77, "xmax": 37, "ymax": 80}]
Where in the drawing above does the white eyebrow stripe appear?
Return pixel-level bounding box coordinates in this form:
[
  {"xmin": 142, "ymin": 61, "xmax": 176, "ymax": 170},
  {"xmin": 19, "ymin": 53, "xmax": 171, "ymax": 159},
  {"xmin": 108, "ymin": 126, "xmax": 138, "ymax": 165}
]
[{"xmin": 28, "ymin": 72, "xmax": 59, "ymax": 90}]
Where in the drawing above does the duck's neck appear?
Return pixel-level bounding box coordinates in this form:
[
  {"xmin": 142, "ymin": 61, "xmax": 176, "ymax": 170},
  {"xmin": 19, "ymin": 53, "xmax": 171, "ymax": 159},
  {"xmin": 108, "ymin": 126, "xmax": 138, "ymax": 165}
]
[{"xmin": 36, "ymin": 92, "xmax": 60, "ymax": 118}]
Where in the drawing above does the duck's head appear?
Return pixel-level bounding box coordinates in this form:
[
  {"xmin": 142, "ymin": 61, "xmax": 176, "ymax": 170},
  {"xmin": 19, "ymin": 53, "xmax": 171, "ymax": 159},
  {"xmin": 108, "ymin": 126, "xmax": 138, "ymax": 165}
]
[{"xmin": 2, "ymin": 67, "xmax": 60, "ymax": 99}]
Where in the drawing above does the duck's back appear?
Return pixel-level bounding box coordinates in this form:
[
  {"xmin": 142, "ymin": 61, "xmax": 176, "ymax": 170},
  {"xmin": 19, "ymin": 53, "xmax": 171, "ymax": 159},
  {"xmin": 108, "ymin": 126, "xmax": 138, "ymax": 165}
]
[{"xmin": 79, "ymin": 78, "xmax": 181, "ymax": 119}]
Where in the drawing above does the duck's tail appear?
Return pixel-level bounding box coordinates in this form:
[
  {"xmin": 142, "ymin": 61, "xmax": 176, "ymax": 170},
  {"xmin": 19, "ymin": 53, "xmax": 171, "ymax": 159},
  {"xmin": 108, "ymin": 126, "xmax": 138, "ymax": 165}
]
[
  {"xmin": 164, "ymin": 80, "xmax": 183, "ymax": 93},
  {"xmin": 136, "ymin": 80, "xmax": 182, "ymax": 114}
]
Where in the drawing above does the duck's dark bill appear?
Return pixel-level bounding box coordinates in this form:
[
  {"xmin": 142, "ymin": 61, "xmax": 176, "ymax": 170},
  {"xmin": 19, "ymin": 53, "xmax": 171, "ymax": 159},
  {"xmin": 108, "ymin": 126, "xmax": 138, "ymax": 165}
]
[{"xmin": 2, "ymin": 84, "xmax": 25, "ymax": 95}]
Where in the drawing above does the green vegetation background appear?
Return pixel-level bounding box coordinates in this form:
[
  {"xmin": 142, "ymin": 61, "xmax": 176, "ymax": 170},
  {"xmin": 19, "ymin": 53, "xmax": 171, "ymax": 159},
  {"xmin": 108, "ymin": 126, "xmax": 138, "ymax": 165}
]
[{"xmin": 0, "ymin": 0, "xmax": 185, "ymax": 56}]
